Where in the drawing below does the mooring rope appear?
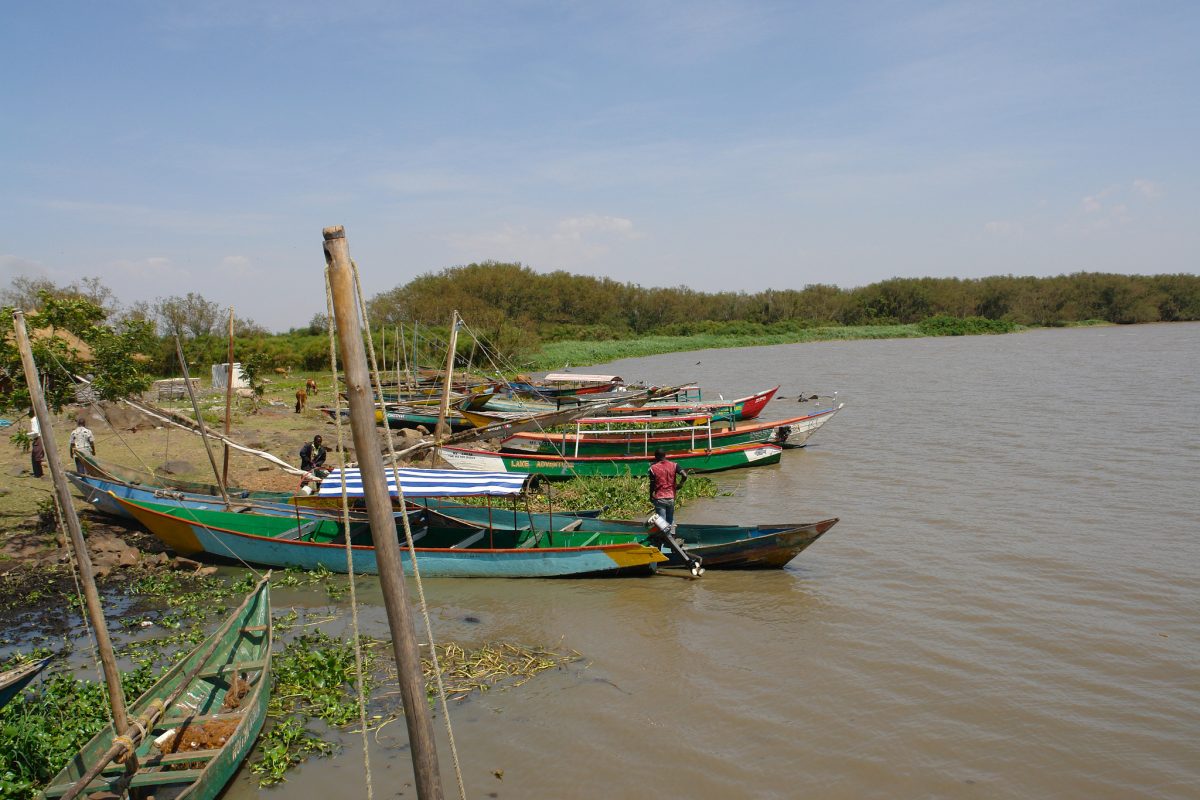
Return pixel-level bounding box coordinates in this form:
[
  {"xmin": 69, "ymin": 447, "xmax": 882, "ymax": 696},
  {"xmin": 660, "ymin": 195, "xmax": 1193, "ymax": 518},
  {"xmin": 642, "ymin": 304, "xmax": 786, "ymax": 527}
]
[
  {"xmin": 350, "ymin": 259, "xmax": 468, "ymax": 800},
  {"xmin": 324, "ymin": 271, "xmax": 375, "ymax": 800},
  {"xmin": 48, "ymin": 489, "xmax": 114, "ymax": 727}
]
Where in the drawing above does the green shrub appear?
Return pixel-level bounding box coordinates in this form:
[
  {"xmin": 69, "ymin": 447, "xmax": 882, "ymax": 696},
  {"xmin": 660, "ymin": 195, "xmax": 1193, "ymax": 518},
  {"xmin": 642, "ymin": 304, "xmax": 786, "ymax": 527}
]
[{"xmin": 917, "ymin": 315, "xmax": 1017, "ymax": 336}]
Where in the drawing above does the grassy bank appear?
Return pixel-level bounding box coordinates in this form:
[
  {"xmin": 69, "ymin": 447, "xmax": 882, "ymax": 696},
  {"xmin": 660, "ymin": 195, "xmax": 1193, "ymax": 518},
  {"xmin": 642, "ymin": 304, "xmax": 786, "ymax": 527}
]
[{"xmin": 528, "ymin": 324, "xmax": 922, "ymax": 370}]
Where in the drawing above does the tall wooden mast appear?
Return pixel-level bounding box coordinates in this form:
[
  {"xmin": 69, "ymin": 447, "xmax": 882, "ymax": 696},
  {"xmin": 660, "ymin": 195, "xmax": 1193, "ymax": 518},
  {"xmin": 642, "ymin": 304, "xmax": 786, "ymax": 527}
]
[{"xmin": 322, "ymin": 225, "xmax": 444, "ymax": 799}]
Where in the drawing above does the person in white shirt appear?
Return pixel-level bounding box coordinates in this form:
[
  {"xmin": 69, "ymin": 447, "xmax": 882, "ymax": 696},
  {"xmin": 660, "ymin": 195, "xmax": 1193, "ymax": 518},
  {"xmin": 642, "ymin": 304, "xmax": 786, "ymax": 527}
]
[
  {"xmin": 29, "ymin": 410, "xmax": 44, "ymax": 478},
  {"xmin": 68, "ymin": 417, "xmax": 95, "ymax": 471}
]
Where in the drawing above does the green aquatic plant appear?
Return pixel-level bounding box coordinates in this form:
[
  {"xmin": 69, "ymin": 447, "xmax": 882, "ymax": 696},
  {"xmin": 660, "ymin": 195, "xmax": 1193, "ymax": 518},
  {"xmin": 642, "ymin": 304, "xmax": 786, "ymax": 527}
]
[
  {"xmin": 0, "ymin": 666, "xmax": 158, "ymax": 800},
  {"xmin": 449, "ymin": 474, "xmax": 718, "ymax": 519},
  {"xmin": 248, "ymin": 718, "xmax": 333, "ymax": 786}
]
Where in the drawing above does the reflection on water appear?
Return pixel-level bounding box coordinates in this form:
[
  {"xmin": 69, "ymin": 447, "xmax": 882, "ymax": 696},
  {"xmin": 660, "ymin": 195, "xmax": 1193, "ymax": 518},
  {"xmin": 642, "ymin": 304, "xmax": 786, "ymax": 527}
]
[{"xmin": 227, "ymin": 323, "xmax": 1199, "ymax": 799}]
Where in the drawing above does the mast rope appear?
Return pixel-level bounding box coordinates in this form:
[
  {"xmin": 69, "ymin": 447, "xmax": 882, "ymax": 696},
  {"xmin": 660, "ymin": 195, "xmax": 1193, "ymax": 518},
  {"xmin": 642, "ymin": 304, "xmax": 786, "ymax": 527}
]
[
  {"xmin": 42, "ymin": 348, "xmax": 267, "ymax": 578},
  {"xmin": 325, "ymin": 270, "xmax": 375, "ymax": 800},
  {"xmin": 350, "ymin": 260, "xmax": 468, "ymax": 800},
  {"xmin": 48, "ymin": 488, "xmax": 113, "ymax": 727}
]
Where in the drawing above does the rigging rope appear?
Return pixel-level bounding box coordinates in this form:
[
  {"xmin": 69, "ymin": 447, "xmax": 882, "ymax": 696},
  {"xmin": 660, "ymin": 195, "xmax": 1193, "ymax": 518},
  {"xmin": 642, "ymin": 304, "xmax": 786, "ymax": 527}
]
[
  {"xmin": 325, "ymin": 273, "xmax": 374, "ymax": 800},
  {"xmin": 48, "ymin": 489, "xmax": 113, "ymax": 727},
  {"xmin": 350, "ymin": 260, "xmax": 468, "ymax": 800},
  {"xmin": 42, "ymin": 349, "xmax": 267, "ymax": 579}
]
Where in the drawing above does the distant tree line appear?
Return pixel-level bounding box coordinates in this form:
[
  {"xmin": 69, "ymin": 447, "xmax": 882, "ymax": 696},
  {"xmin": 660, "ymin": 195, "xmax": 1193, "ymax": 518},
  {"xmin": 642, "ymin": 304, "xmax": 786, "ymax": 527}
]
[
  {"xmin": 3, "ymin": 267, "xmax": 1197, "ymax": 384},
  {"xmin": 368, "ymin": 262, "xmax": 1200, "ymax": 336}
]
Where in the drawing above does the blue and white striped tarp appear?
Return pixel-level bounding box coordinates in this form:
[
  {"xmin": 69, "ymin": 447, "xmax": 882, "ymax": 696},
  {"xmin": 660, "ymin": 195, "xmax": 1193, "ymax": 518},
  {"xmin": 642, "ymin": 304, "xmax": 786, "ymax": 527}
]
[{"xmin": 317, "ymin": 468, "xmax": 530, "ymax": 498}]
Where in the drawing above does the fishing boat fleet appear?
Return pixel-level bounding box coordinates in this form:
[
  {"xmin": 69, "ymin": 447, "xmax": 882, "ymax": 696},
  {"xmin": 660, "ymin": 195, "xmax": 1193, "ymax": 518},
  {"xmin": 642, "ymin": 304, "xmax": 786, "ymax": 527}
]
[
  {"xmin": 64, "ymin": 370, "xmax": 843, "ymax": 580},
  {"xmin": 6, "ymin": 232, "xmax": 846, "ymax": 798},
  {"xmin": 11, "ymin": 359, "xmax": 846, "ymax": 798}
]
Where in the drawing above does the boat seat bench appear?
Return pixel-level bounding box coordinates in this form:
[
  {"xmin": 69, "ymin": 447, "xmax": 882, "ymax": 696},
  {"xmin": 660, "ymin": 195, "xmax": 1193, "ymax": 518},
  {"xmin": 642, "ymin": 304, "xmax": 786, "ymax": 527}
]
[
  {"xmin": 44, "ymin": 768, "xmax": 205, "ymax": 797},
  {"xmin": 197, "ymin": 659, "xmax": 267, "ymax": 679},
  {"xmin": 100, "ymin": 747, "xmax": 222, "ymax": 774}
]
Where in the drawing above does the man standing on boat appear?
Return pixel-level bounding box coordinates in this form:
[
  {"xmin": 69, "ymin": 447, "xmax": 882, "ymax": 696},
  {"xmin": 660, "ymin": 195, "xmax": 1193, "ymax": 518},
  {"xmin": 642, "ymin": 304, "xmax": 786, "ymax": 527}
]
[
  {"xmin": 649, "ymin": 448, "xmax": 687, "ymax": 527},
  {"xmin": 648, "ymin": 449, "xmax": 703, "ymax": 576}
]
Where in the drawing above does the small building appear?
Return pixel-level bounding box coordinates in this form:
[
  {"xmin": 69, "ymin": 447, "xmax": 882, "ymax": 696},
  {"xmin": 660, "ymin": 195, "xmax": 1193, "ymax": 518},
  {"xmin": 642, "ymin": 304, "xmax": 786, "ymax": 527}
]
[
  {"xmin": 211, "ymin": 362, "xmax": 249, "ymax": 390},
  {"xmin": 154, "ymin": 378, "xmax": 201, "ymax": 401}
]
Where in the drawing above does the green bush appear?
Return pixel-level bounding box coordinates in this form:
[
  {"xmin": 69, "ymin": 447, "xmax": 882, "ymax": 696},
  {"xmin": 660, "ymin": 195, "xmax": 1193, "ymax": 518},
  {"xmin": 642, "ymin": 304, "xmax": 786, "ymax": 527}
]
[{"xmin": 917, "ymin": 315, "xmax": 1017, "ymax": 336}]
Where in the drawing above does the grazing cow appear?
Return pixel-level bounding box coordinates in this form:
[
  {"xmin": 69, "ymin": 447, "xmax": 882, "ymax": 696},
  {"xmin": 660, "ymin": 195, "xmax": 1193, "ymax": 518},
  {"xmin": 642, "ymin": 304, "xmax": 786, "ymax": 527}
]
[
  {"xmin": 274, "ymin": 366, "xmax": 292, "ymax": 377},
  {"xmin": 295, "ymin": 388, "xmax": 307, "ymax": 413},
  {"xmin": 305, "ymin": 378, "xmax": 318, "ymax": 394}
]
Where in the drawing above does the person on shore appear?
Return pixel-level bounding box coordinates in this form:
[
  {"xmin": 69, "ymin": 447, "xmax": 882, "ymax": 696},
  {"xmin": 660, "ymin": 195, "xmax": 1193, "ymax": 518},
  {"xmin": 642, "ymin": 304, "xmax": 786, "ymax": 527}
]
[
  {"xmin": 68, "ymin": 417, "xmax": 95, "ymax": 471},
  {"xmin": 29, "ymin": 410, "xmax": 44, "ymax": 478},
  {"xmin": 299, "ymin": 435, "xmax": 327, "ymax": 472},
  {"xmin": 647, "ymin": 448, "xmax": 703, "ymax": 576}
]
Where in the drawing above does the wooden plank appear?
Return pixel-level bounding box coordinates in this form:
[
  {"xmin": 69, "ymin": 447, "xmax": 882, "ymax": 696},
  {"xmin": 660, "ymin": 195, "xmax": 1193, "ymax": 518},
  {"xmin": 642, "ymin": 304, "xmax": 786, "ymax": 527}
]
[
  {"xmin": 197, "ymin": 659, "xmax": 266, "ymax": 679},
  {"xmin": 44, "ymin": 768, "xmax": 204, "ymax": 797},
  {"xmin": 449, "ymin": 530, "xmax": 485, "ymax": 549},
  {"xmin": 102, "ymin": 748, "xmax": 220, "ymax": 773}
]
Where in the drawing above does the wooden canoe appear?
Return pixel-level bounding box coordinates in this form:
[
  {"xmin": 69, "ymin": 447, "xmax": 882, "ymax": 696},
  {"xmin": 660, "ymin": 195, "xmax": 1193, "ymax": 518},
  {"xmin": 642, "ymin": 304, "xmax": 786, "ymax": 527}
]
[
  {"xmin": 499, "ymin": 405, "xmax": 842, "ymax": 456},
  {"xmin": 75, "ymin": 453, "xmax": 292, "ymax": 502},
  {"xmin": 39, "ymin": 577, "xmax": 272, "ymax": 800},
  {"xmin": 437, "ymin": 442, "xmax": 784, "ymax": 478},
  {"xmin": 429, "ymin": 507, "xmax": 840, "ymax": 569},
  {"xmin": 70, "ymin": 471, "xmax": 602, "ymax": 525},
  {"xmin": 0, "ymin": 657, "xmax": 51, "ymax": 709},
  {"xmin": 605, "ymin": 385, "xmax": 780, "ymax": 421},
  {"xmin": 112, "ymin": 495, "xmax": 667, "ymax": 578}
]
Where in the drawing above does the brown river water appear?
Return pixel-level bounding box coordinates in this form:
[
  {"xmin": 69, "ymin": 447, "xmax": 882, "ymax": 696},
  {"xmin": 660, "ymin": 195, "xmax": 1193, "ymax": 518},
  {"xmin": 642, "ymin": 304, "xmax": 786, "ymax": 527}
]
[{"xmin": 212, "ymin": 323, "xmax": 1196, "ymax": 799}]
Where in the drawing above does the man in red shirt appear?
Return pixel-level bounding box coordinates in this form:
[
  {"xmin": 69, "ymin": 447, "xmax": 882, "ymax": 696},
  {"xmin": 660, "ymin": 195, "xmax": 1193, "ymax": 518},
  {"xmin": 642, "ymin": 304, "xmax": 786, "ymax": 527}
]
[
  {"xmin": 648, "ymin": 449, "xmax": 703, "ymax": 576},
  {"xmin": 649, "ymin": 448, "xmax": 687, "ymax": 526}
]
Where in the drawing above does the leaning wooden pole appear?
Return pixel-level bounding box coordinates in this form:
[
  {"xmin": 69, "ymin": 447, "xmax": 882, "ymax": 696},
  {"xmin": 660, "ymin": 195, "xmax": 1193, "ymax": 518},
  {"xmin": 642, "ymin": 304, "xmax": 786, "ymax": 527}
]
[
  {"xmin": 174, "ymin": 336, "xmax": 232, "ymax": 507},
  {"xmin": 222, "ymin": 307, "xmax": 235, "ymax": 486},
  {"xmin": 11, "ymin": 311, "xmax": 131, "ymax": 735},
  {"xmin": 323, "ymin": 225, "xmax": 444, "ymax": 799},
  {"xmin": 433, "ymin": 309, "xmax": 460, "ymax": 441}
]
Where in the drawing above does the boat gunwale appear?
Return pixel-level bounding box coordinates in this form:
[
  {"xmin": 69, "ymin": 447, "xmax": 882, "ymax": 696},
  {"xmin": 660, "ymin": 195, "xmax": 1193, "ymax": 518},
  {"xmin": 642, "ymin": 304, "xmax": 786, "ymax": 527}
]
[{"xmin": 114, "ymin": 494, "xmax": 663, "ymax": 556}]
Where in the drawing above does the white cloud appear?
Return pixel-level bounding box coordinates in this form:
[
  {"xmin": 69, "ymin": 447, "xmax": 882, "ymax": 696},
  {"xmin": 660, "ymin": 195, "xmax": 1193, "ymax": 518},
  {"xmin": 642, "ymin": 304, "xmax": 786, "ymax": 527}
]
[
  {"xmin": 984, "ymin": 221, "xmax": 1021, "ymax": 236},
  {"xmin": 447, "ymin": 214, "xmax": 643, "ymax": 268},
  {"xmin": 378, "ymin": 170, "xmax": 485, "ymax": 195},
  {"xmin": 109, "ymin": 256, "xmax": 182, "ymax": 279},
  {"xmin": 40, "ymin": 200, "xmax": 277, "ymax": 234},
  {"xmin": 1132, "ymin": 179, "xmax": 1162, "ymax": 199},
  {"xmin": 1081, "ymin": 188, "xmax": 1114, "ymax": 214},
  {"xmin": 555, "ymin": 215, "xmax": 640, "ymax": 239},
  {"xmin": 0, "ymin": 254, "xmax": 50, "ymax": 282}
]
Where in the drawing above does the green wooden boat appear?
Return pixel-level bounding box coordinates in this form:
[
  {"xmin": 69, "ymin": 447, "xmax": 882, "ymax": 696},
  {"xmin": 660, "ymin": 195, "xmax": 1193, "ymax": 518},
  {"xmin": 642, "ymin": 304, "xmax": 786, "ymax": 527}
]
[
  {"xmin": 114, "ymin": 495, "xmax": 666, "ymax": 578},
  {"xmin": 0, "ymin": 657, "xmax": 51, "ymax": 709},
  {"xmin": 428, "ymin": 506, "xmax": 840, "ymax": 569},
  {"xmin": 40, "ymin": 577, "xmax": 272, "ymax": 800},
  {"xmin": 499, "ymin": 406, "xmax": 841, "ymax": 456},
  {"xmin": 76, "ymin": 452, "xmax": 292, "ymax": 502},
  {"xmin": 437, "ymin": 442, "xmax": 783, "ymax": 478}
]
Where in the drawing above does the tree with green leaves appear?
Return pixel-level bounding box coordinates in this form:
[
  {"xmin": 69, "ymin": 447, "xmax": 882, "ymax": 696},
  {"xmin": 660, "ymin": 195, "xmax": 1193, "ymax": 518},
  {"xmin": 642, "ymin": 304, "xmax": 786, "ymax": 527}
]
[{"xmin": 1, "ymin": 291, "xmax": 156, "ymax": 413}]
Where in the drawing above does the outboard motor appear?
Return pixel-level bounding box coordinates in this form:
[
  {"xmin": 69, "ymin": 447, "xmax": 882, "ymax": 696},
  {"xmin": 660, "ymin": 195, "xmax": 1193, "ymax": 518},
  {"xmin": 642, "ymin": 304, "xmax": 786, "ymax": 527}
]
[
  {"xmin": 645, "ymin": 513, "xmax": 704, "ymax": 577},
  {"xmin": 298, "ymin": 466, "xmax": 332, "ymax": 496},
  {"xmin": 774, "ymin": 424, "xmax": 792, "ymax": 445},
  {"xmin": 645, "ymin": 512, "xmax": 671, "ymax": 534}
]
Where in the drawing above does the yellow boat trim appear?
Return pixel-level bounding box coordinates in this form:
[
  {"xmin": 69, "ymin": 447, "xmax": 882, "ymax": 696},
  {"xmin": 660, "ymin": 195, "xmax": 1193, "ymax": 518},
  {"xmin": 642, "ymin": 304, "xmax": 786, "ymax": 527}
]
[{"xmin": 606, "ymin": 545, "xmax": 668, "ymax": 569}]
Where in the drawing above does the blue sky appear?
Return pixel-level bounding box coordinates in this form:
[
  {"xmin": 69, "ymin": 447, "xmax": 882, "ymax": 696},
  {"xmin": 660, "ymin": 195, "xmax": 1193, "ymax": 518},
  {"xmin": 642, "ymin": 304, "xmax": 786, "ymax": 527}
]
[{"xmin": 3, "ymin": 1, "xmax": 1197, "ymax": 331}]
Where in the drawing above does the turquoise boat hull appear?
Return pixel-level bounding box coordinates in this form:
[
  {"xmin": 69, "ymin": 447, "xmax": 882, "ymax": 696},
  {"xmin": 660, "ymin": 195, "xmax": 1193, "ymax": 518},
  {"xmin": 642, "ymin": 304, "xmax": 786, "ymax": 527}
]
[
  {"xmin": 114, "ymin": 496, "xmax": 665, "ymax": 578},
  {"xmin": 428, "ymin": 507, "xmax": 840, "ymax": 569}
]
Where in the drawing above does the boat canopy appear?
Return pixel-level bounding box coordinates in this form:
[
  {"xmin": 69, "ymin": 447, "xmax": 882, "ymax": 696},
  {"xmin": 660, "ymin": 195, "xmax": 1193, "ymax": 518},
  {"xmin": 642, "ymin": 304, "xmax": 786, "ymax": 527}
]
[
  {"xmin": 541, "ymin": 373, "xmax": 621, "ymax": 384},
  {"xmin": 318, "ymin": 468, "xmax": 532, "ymax": 498}
]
